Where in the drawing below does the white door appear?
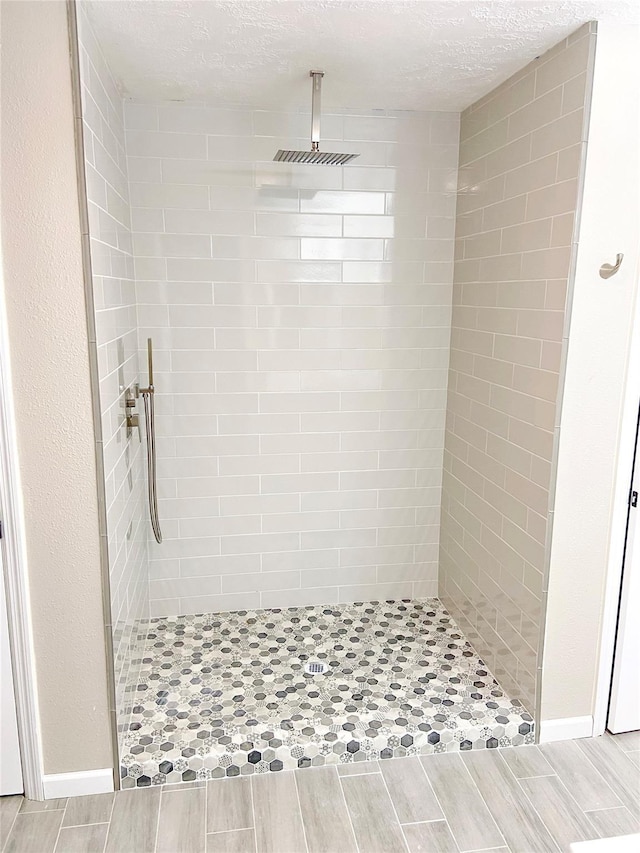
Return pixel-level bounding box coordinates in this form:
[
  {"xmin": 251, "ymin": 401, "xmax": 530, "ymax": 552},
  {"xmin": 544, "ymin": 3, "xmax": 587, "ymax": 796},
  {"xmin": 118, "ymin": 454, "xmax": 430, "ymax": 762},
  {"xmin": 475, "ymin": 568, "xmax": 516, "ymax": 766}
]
[
  {"xmin": 608, "ymin": 412, "xmax": 640, "ymax": 733},
  {"xmin": 0, "ymin": 534, "xmax": 23, "ymax": 795}
]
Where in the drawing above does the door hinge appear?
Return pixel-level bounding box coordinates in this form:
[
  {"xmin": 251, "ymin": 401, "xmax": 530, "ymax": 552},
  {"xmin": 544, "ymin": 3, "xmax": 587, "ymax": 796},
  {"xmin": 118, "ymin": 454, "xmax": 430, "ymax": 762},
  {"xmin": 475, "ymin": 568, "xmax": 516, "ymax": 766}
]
[{"xmin": 631, "ymin": 490, "xmax": 638, "ymax": 508}]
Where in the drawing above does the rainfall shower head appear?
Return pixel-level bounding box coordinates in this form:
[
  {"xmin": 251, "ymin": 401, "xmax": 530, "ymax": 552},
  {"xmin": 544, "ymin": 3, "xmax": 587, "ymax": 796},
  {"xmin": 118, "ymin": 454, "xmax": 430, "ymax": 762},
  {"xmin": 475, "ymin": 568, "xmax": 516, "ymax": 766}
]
[
  {"xmin": 274, "ymin": 71, "xmax": 359, "ymax": 166},
  {"xmin": 274, "ymin": 148, "xmax": 358, "ymax": 166}
]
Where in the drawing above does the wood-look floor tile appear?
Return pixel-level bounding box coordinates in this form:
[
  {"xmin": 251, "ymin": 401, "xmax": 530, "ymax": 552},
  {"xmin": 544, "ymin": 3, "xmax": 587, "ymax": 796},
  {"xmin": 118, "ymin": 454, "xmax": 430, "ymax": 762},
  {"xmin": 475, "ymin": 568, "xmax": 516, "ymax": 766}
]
[
  {"xmin": 19, "ymin": 798, "xmax": 67, "ymax": 814},
  {"xmin": 207, "ymin": 778, "xmax": 253, "ymax": 834},
  {"xmin": 105, "ymin": 787, "xmax": 161, "ymax": 853},
  {"xmin": 462, "ymin": 749, "xmax": 560, "ymax": 853},
  {"xmin": 609, "ymin": 731, "xmax": 640, "ymax": 752},
  {"xmin": 4, "ymin": 811, "xmax": 63, "ymax": 853},
  {"xmin": 539, "ymin": 740, "xmax": 623, "ymax": 811},
  {"xmin": 0, "ymin": 796, "xmax": 22, "ymax": 851},
  {"xmin": 401, "ymin": 820, "xmax": 459, "ymax": 853},
  {"xmin": 584, "ymin": 806, "xmax": 640, "ymax": 838},
  {"xmin": 62, "ymin": 793, "xmax": 114, "ymax": 828},
  {"xmin": 157, "ymin": 787, "xmax": 206, "ymax": 853},
  {"xmin": 340, "ymin": 773, "xmax": 407, "ymax": 853},
  {"xmin": 380, "ymin": 757, "xmax": 443, "ymax": 824},
  {"xmin": 420, "ymin": 753, "xmax": 504, "ymax": 852},
  {"xmin": 295, "ymin": 767, "xmax": 356, "ymax": 853},
  {"xmin": 519, "ymin": 775, "xmax": 596, "ymax": 851},
  {"xmin": 252, "ymin": 772, "xmax": 306, "ymax": 853},
  {"xmin": 499, "ymin": 744, "xmax": 554, "ymax": 779},
  {"xmin": 54, "ymin": 823, "xmax": 108, "ymax": 853},
  {"xmin": 206, "ymin": 829, "xmax": 256, "ymax": 853},
  {"xmin": 576, "ymin": 736, "xmax": 640, "ymax": 815},
  {"xmin": 626, "ymin": 752, "xmax": 640, "ymax": 769},
  {"xmin": 336, "ymin": 760, "xmax": 380, "ymax": 776}
]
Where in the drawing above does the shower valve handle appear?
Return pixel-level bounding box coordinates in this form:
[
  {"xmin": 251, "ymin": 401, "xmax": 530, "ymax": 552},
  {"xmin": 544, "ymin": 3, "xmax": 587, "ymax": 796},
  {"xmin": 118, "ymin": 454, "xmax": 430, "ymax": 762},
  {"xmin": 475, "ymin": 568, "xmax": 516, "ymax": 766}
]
[
  {"xmin": 124, "ymin": 387, "xmax": 141, "ymax": 440},
  {"xmin": 126, "ymin": 412, "xmax": 141, "ymax": 441}
]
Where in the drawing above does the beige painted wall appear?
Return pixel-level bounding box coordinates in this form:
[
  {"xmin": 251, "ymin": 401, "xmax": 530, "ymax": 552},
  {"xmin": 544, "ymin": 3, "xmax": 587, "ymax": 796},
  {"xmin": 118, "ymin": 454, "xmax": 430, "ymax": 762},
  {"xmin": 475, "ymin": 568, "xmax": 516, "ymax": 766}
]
[
  {"xmin": 540, "ymin": 21, "xmax": 640, "ymax": 725},
  {"xmin": 440, "ymin": 24, "xmax": 595, "ymax": 715},
  {"xmin": 0, "ymin": 0, "xmax": 112, "ymax": 774}
]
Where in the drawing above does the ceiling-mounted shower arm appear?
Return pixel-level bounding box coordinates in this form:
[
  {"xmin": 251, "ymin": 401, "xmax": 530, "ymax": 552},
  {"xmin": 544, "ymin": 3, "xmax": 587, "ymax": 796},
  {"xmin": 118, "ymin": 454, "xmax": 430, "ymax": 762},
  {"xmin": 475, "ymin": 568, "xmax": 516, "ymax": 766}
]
[
  {"xmin": 310, "ymin": 70, "xmax": 324, "ymax": 152},
  {"xmin": 274, "ymin": 71, "xmax": 358, "ymax": 165}
]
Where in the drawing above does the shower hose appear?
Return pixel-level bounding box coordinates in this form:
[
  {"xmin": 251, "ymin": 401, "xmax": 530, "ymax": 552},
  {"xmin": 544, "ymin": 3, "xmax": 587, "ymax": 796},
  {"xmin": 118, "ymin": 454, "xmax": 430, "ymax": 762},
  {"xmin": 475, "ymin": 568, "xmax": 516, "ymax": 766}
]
[{"xmin": 142, "ymin": 387, "xmax": 162, "ymax": 544}]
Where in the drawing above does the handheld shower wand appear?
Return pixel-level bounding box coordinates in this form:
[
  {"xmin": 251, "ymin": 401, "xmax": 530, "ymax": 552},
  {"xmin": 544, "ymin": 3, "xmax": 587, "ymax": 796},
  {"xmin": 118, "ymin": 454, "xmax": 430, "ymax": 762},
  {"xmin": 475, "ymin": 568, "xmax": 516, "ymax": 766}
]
[{"xmin": 138, "ymin": 338, "xmax": 162, "ymax": 544}]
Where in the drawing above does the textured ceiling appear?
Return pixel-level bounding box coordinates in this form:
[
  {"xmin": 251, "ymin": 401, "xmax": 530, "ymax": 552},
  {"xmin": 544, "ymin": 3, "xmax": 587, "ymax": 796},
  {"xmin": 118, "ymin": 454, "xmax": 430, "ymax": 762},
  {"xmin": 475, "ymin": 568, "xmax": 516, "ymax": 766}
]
[{"xmin": 85, "ymin": 0, "xmax": 639, "ymax": 111}]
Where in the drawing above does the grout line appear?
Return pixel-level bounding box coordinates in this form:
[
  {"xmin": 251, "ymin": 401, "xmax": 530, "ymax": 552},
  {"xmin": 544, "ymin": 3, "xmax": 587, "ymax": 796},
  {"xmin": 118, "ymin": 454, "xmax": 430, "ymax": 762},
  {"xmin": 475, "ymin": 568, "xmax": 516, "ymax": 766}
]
[
  {"xmin": 291, "ymin": 770, "xmax": 310, "ymax": 853},
  {"xmin": 455, "ymin": 755, "xmax": 511, "ymax": 851},
  {"xmin": 414, "ymin": 757, "xmax": 462, "ymax": 852},
  {"xmin": 51, "ymin": 799, "xmax": 68, "ymax": 853},
  {"xmin": 573, "ymin": 739, "xmax": 632, "ymax": 802},
  {"xmin": 495, "ymin": 774, "xmax": 559, "ymax": 853},
  {"xmin": 461, "ymin": 66, "xmax": 589, "ymax": 149},
  {"xmin": 18, "ymin": 805, "xmax": 68, "ymax": 813},
  {"xmin": 464, "ymin": 847, "xmax": 512, "ymax": 853},
  {"xmin": 1, "ymin": 802, "xmax": 23, "ymax": 853},
  {"xmin": 248, "ymin": 775, "xmax": 258, "ymax": 853},
  {"xmin": 152, "ymin": 786, "xmax": 163, "ymax": 853},
  {"xmin": 197, "ymin": 784, "xmax": 207, "ymax": 853},
  {"xmin": 336, "ymin": 769, "xmax": 366, "ymax": 851},
  {"xmin": 507, "ymin": 771, "xmax": 555, "ymax": 780},
  {"xmin": 398, "ymin": 818, "xmax": 452, "ymax": 826},
  {"xmin": 336, "ymin": 769, "xmax": 382, "ymax": 777},
  {"xmin": 516, "ymin": 770, "xmax": 601, "ymax": 842},
  {"xmin": 207, "ymin": 826, "xmax": 254, "ymax": 834},
  {"xmin": 583, "ymin": 806, "xmax": 630, "ymax": 814},
  {"xmin": 376, "ymin": 762, "xmax": 412, "ymax": 852},
  {"xmin": 461, "ymin": 104, "xmax": 586, "ymax": 171},
  {"xmin": 604, "ymin": 733, "xmax": 639, "ymax": 757},
  {"xmin": 332, "ymin": 765, "xmax": 361, "ymax": 853},
  {"xmin": 496, "ymin": 746, "xmax": 553, "ymax": 784}
]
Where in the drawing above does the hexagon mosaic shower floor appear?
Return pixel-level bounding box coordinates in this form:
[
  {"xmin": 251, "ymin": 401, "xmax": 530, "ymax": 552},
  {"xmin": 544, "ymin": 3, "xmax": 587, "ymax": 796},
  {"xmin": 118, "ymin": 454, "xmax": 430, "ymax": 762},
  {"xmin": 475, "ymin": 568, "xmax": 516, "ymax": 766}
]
[{"xmin": 120, "ymin": 598, "xmax": 535, "ymax": 787}]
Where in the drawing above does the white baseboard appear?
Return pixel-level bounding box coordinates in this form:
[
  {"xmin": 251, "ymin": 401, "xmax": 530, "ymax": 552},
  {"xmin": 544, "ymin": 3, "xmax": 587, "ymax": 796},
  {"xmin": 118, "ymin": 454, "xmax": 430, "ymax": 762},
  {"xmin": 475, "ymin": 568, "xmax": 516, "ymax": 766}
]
[
  {"xmin": 538, "ymin": 715, "xmax": 594, "ymax": 743},
  {"xmin": 43, "ymin": 768, "xmax": 114, "ymax": 799}
]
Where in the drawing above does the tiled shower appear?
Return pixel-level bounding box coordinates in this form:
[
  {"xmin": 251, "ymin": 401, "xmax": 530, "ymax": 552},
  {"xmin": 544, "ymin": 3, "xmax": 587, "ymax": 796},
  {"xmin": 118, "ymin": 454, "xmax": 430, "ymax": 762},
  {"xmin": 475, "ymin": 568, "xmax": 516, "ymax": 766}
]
[
  {"xmin": 442, "ymin": 27, "xmax": 594, "ymax": 713},
  {"xmin": 129, "ymin": 101, "xmax": 458, "ymax": 616},
  {"xmin": 76, "ymin": 3, "xmax": 595, "ymax": 786}
]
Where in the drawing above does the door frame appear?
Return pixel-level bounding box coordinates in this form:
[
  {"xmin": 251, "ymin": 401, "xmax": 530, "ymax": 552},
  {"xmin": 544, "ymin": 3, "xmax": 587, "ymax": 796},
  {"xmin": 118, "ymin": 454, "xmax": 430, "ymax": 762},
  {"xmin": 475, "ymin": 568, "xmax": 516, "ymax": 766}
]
[
  {"xmin": 593, "ymin": 261, "xmax": 640, "ymax": 736},
  {"xmin": 608, "ymin": 401, "xmax": 640, "ymax": 732},
  {"xmin": 0, "ymin": 250, "xmax": 45, "ymax": 800}
]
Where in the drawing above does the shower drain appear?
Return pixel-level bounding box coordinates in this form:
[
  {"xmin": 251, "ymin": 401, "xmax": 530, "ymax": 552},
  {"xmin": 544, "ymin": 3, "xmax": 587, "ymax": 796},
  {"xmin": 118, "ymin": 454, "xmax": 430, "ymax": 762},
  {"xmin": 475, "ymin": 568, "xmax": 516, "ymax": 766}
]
[{"xmin": 304, "ymin": 660, "xmax": 328, "ymax": 675}]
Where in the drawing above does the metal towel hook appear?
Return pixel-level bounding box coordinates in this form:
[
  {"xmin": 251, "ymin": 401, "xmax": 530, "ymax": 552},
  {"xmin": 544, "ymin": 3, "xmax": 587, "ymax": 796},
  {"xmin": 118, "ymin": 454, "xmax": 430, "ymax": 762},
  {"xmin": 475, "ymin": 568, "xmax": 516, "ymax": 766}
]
[{"xmin": 599, "ymin": 253, "xmax": 624, "ymax": 279}]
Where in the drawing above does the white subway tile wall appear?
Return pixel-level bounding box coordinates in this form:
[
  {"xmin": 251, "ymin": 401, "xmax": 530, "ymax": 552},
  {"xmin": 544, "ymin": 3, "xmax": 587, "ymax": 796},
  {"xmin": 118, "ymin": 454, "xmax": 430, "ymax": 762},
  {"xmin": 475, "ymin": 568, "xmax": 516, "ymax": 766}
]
[
  {"xmin": 440, "ymin": 24, "xmax": 595, "ymax": 713},
  {"xmin": 77, "ymin": 7, "xmax": 149, "ymax": 733},
  {"xmin": 124, "ymin": 102, "xmax": 459, "ymax": 616}
]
